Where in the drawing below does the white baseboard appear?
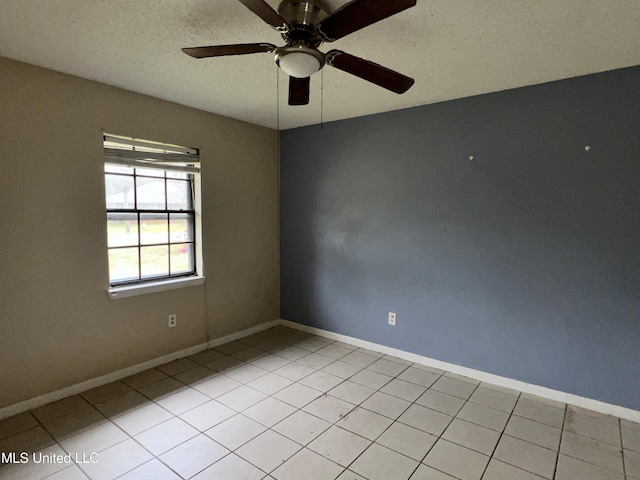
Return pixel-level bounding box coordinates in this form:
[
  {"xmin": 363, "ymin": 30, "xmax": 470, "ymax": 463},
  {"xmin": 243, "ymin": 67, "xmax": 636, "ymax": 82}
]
[
  {"xmin": 208, "ymin": 319, "xmax": 280, "ymax": 348},
  {"xmin": 279, "ymin": 319, "xmax": 640, "ymax": 423},
  {"xmin": 0, "ymin": 320, "xmax": 280, "ymax": 421}
]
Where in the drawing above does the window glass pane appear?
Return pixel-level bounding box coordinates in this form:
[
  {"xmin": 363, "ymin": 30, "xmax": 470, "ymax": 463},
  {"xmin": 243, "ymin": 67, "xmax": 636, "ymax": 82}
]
[
  {"xmin": 135, "ymin": 167, "xmax": 164, "ymax": 178},
  {"xmin": 108, "ymin": 248, "xmax": 139, "ymax": 283},
  {"xmin": 107, "ymin": 213, "xmax": 138, "ymax": 247},
  {"xmin": 170, "ymin": 213, "xmax": 194, "ymax": 243},
  {"xmin": 170, "ymin": 244, "xmax": 194, "ymax": 274},
  {"xmin": 136, "ymin": 176, "xmax": 166, "ymax": 210},
  {"xmin": 105, "ymin": 174, "xmax": 134, "ymax": 209},
  {"xmin": 140, "ymin": 213, "xmax": 168, "ymax": 245},
  {"xmin": 141, "ymin": 245, "xmax": 169, "ymax": 278},
  {"xmin": 105, "ymin": 164, "xmax": 133, "ymax": 174},
  {"xmin": 167, "ymin": 171, "xmax": 189, "ymax": 180},
  {"xmin": 167, "ymin": 179, "xmax": 191, "ymax": 210}
]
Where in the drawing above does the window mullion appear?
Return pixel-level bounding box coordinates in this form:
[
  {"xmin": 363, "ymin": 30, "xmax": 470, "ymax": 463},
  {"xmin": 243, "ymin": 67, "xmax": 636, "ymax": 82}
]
[
  {"xmin": 167, "ymin": 213, "xmax": 171, "ymax": 275},
  {"xmin": 190, "ymin": 174, "xmax": 195, "ymax": 210},
  {"xmin": 137, "ymin": 212, "xmax": 142, "ymax": 281},
  {"xmin": 133, "ymin": 168, "xmax": 138, "ymax": 210},
  {"xmin": 164, "ymin": 174, "xmax": 170, "ymax": 275}
]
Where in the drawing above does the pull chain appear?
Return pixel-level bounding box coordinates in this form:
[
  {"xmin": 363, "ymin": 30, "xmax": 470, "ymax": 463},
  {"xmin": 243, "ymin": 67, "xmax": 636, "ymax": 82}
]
[
  {"xmin": 276, "ymin": 66, "xmax": 280, "ymax": 131},
  {"xmin": 320, "ymin": 69, "xmax": 324, "ymax": 130}
]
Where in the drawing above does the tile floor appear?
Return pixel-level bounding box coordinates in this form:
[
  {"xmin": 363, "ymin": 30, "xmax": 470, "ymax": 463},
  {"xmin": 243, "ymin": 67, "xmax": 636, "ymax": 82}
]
[{"xmin": 1, "ymin": 326, "xmax": 639, "ymax": 480}]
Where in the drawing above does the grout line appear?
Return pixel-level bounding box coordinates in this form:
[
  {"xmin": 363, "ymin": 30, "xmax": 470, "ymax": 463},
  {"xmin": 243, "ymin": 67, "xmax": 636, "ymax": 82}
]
[
  {"xmin": 552, "ymin": 403, "xmax": 569, "ymax": 480},
  {"xmin": 478, "ymin": 390, "xmax": 521, "ymax": 479},
  {"xmin": 620, "ymin": 417, "xmax": 627, "ymax": 479},
  {"xmin": 411, "ymin": 374, "xmax": 474, "ymax": 476}
]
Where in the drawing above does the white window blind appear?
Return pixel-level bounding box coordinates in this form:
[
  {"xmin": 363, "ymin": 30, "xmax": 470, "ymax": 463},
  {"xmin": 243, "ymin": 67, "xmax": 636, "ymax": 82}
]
[{"xmin": 103, "ymin": 135, "xmax": 199, "ymax": 173}]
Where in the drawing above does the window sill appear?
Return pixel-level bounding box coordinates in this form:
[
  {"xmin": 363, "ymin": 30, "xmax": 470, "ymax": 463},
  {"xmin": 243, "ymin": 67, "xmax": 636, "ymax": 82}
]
[{"xmin": 108, "ymin": 276, "xmax": 205, "ymax": 299}]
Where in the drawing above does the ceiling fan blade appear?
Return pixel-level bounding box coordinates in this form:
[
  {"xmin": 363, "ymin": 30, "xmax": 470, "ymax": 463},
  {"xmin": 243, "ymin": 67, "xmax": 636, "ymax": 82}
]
[
  {"xmin": 182, "ymin": 43, "xmax": 276, "ymax": 58},
  {"xmin": 317, "ymin": 0, "xmax": 416, "ymax": 41},
  {"xmin": 238, "ymin": 0, "xmax": 289, "ymax": 30},
  {"xmin": 326, "ymin": 50, "xmax": 414, "ymax": 94},
  {"xmin": 289, "ymin": 76, "xmax": 310, "ymax": 106}
]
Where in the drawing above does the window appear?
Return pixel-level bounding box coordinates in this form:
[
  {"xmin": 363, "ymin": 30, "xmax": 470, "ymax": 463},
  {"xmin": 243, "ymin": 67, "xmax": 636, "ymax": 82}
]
[{"xmin": 104, "ymin": 134, "xmax": 203, "ymax": 294}]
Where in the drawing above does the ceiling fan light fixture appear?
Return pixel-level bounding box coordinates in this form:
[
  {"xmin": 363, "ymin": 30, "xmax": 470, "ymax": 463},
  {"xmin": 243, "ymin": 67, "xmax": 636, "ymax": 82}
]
[{"xmin": 275, "ymin": 45, "xmax": 325, "ymax": 78}]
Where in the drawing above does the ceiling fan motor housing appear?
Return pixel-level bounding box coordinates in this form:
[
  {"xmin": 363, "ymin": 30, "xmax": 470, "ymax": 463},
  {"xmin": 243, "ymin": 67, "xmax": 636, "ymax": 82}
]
[{"xmin": 278, "ymin": 0, "xmax": 331, "ymax": 46}]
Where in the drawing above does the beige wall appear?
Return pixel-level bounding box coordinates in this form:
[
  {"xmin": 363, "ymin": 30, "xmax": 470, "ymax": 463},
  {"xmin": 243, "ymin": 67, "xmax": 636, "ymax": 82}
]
[{"xmin": 0, "ymin": 57, "xmax": 280, "ymax": 408}]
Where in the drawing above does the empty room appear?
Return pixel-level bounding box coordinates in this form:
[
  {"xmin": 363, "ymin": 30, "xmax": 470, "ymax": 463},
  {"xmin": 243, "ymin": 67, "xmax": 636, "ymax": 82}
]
[{"xmin": 0, "ymin": 1, "xmax": 639, "ymax": 479}]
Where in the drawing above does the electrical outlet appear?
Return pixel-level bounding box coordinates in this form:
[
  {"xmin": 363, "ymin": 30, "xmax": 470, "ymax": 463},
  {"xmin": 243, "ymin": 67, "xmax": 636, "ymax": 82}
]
[
  {"xmin": 168, "ymin": 314, "xmax": 177, "ymax": 328},
  {"xmin": 388, "ymin": 312, "xmax": 397, "ymax": 326}
]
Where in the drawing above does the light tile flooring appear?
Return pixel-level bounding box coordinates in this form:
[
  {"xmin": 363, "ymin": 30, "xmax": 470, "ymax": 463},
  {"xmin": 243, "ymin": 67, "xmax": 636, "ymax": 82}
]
[{"xmin": 1, "ymin": 326, "xmax": 639, "ymax": 480}]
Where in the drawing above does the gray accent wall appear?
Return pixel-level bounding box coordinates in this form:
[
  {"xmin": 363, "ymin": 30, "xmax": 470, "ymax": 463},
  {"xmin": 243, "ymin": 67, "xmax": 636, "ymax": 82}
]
[{"xmin": 280, "ymin": 67, "xmax": 640, "ymax": 410}]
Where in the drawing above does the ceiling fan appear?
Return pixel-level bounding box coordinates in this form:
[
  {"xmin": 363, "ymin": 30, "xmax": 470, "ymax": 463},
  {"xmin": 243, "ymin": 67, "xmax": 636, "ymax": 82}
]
[{"xmin": 182, "ymin": 0, "xmax": 416, "ymax": 105}]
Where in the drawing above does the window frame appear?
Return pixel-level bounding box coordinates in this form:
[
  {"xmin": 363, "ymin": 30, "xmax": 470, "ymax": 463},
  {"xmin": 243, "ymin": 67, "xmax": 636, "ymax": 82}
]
[{"xmin": 103, "ymin": 134, "xmax": 204, "ymax": 298}]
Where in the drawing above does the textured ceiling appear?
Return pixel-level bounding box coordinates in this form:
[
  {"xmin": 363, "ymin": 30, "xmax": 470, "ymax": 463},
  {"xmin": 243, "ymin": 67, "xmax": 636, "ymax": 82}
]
[{"xmin": 1, "ymin": 0, "xmax": 639, "ymax": 130}]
